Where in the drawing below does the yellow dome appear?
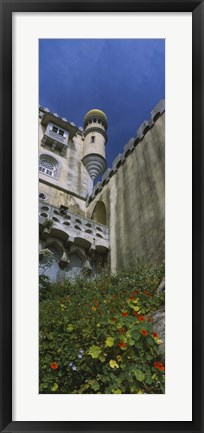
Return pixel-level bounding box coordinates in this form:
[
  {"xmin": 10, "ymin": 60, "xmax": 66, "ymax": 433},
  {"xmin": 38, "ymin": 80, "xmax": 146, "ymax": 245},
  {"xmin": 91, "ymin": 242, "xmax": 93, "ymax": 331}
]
[{"xmin": 84, "ymin": 109, "xmax": 108, "ymax": 129}]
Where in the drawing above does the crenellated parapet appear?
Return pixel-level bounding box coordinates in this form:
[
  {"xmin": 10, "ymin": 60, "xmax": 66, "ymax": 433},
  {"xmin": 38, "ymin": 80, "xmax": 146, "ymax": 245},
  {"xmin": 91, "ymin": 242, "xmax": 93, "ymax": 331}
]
[
  {"xmin": 87, "ymin": 99, "xmax": 165, "ymax": 204},
  {"xmin": 39, "ymin": 106, "xmax": 84, "ymax": 139}
]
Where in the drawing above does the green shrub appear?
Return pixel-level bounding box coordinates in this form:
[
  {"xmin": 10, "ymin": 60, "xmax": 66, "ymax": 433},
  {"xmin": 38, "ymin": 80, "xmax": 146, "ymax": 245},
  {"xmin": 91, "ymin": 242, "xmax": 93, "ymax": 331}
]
[{"xmin": 39, "ymin": 262, "xmax": 165, "ymax": 394}]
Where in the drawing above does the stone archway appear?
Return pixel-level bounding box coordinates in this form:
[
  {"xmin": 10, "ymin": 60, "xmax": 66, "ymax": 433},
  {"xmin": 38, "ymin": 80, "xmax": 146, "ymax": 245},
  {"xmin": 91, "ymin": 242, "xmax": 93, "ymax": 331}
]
[{"xmin": 91, "ymin": 201, "xmax": 106, "ymax": 225}]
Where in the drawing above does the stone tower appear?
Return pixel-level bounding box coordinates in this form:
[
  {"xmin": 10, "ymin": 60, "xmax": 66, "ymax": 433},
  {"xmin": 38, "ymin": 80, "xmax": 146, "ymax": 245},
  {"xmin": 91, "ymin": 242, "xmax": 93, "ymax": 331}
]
[{"xmin": 82, "ymin": 109, "xmax": 108, "ymax": 181}]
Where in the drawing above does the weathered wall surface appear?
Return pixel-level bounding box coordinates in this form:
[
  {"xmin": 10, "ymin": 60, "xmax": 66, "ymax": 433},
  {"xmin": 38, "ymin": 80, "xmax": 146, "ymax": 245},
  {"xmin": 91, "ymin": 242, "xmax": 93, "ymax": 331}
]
[
  {"xmin": 39, "ymin": 183, "xmax": 86, "ymax": 216},
  {"xmin": 39, "ymin": 118, "xmax": 91, "ymax": 215},
  {"xmin": 87, "ymin": 113, "xmax": 165, "ymax": 272}
]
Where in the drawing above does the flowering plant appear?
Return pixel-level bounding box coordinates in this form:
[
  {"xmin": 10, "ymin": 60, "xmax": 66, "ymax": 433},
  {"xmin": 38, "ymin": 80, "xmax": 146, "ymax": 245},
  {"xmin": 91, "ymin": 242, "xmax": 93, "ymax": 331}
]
[{"xmin": 39, "ymin": 262, "xmax": 165, "ymax": 394}]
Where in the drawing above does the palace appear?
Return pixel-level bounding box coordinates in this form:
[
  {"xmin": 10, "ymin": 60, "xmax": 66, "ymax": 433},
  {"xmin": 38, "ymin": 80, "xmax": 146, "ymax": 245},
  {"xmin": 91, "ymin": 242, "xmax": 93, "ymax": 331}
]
[{"xmin": 39, "ymin": 100, "xmax": 165, "ymax": 281}]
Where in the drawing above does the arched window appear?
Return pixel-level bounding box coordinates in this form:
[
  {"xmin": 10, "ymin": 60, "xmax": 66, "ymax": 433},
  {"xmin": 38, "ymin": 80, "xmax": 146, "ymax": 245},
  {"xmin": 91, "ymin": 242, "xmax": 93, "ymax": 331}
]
[
  {"xmin": 39, "ymin": 154, "xmax": 61, "ymax": 180},
  {"xmin": 39, "ymin": 159, "xmax": 55, "ymax": 177}
]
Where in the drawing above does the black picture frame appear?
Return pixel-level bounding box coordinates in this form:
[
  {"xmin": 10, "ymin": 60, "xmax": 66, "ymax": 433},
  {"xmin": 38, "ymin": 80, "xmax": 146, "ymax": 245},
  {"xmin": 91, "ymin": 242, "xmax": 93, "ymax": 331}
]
[{"xmin": 0, "ymin": 1, "xmax": 203, "ymax": 432}]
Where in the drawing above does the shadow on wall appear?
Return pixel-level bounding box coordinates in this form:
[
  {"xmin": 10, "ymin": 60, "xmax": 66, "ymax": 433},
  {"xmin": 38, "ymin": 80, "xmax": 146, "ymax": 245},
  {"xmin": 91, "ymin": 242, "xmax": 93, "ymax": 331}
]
[
  {"xmin": 39, "ymin": 246, "xmax": 83, "ymax": 282},
  {"xmin": 91, "ymin": 201, "xmax": 106, "ymax": 225}
]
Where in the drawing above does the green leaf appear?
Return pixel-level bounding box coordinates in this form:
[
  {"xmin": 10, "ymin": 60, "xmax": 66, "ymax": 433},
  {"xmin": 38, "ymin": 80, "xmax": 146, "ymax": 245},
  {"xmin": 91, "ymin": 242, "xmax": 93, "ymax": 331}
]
[
  {"xmin": 133, "ymin": 306, "xmax": 140, "ymax": 311},
  {"xmin": 147, "ymin": 337, "xmax": 154, "ymax": 346},
  {"xmin": 51, "ymin": 383, "xmax": 58, "ymax": 392},
  {"xmin": 105, "ymin": 336, "xmax": 115, "ymax": 347},
  {"xmin": 128, "ymin": 338, "xmax": 135, "ymax": 346},
  {"xmin": 99, "ymin": 354, "xmax": 106, "ymax": 363},
  {"xmin": 134, "ymin": 369, "xmax": 145, "ymax": 382},
  {"xmin": 66, "ymin": 324, "xmax": 74, "ymax": 332},
  {"xmin": 132, "ymin": 298, "xmax": 139, "ymax": 304},
  {"xmin": 91, "ymin": 381, "xmax": 100, "ymax": 391},
  {"xmin": 88, "ymin": 345, "xmax": 102, "ymax": 359},
  {"xmin": 112, "ymin": 388, "xmax": 122, "ymax": 394},
  {"xmin": 146, "ymin": 353, "xmax": 153, "ymax": 361},
  {"xmin": 131, "ymin": 331, "xmax": 141, "ymax": 341},
  {"xmin": 155, "ymin": 338, "xmax": 163, "ymax": 345},
  {"xmin": 109, "ymin": 359, "xmax": 119, "ymax": 369},
  {"xmin": 145, "ymin": 375, "xmax": 153, "ymax": 385}
]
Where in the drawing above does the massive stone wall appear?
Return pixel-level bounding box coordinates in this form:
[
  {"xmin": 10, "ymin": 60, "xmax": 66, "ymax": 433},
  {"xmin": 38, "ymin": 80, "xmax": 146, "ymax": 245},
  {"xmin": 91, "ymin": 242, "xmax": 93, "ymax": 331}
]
[{"xmin": 87, "ymin": 109, "xmax": 165, "ymax": 273}]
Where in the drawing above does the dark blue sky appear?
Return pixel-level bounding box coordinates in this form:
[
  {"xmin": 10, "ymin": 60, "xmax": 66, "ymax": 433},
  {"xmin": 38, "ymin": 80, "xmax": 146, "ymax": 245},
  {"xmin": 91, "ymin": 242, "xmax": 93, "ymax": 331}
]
[{"xmin": 39, "ymin": 39, "xmax": 165, "ymax": 169}]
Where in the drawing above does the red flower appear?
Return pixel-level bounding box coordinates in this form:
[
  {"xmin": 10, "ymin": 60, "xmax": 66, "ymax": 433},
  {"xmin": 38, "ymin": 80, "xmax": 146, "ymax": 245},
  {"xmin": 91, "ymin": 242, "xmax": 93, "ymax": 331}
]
[
  {"xmin": 133, "ymin": 311, "xmax": 139, "ymax": 316},
  {"xmin": 138, "ymin": 315, "xmax": 145, "ymax": 321},
  {"xmin": 132, "ymin": 291, "xmax": 137, "ymax": 295},
  {"xmin": 121, "ymin": 312, "xmax": 128, "ymax": 317},
  {"xmin": 50, "ymin": 362, "xmax": 58, "ymax": 370},
  {"xmin": 143, "ymin": 290, "xmax": 149, "ymax": 295},
  {"xmin": 129, "ymin": 296, "xmax": 135, "ymax": 300},
  {"xmin": 119, "ymin": 341, "xmax": 127, "ymax": 349},
  {"xmin": 111, "ymin": 317, "xmax": 116, "ymax": 322},
  {"xmin": 154, "ymin": 361, "xmax": 165, "ymax": 371},
  {"xmin": 141, "ymin": 329, "xmax": 148, "ymax": 336},
  {"xmin": 152, "ymin": 331, "xmax": 158, "ymax": 338}
]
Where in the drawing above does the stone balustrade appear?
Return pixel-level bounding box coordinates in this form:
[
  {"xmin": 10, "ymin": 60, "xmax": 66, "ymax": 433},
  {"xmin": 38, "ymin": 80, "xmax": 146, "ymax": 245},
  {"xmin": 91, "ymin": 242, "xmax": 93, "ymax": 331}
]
[{"xmin": 39, "ymin": 203, "xmax": 109, "ymax": 254}]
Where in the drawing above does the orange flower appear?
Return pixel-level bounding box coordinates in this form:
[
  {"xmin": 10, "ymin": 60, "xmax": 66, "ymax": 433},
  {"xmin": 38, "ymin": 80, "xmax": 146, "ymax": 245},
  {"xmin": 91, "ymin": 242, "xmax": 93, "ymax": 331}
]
[
  {"xmin": 119, "ymin": 341, "xmax": 127, "ymax": 349},
  {"xmin": 50, "ymin": 362, "xmax": 58, "ymax": 370},
  {"xmin": 154, "ymin": 361, "xmax": 165, "ymax": 371},
  {"xmin": 152, "ymin": 331, "xmax": 158, "ymax": 338},
  {"xmin": 92, "ymin": 306, "xmax": 97, "ymax": 311},
  {"xmin": 93, "ymin": 299, "xmax": 99, "ymax": 307},
  {"xmin": 141, "ymin": 329, "xmax": 148, "ymax": 336},
  {"xmin": 138, "ymin": 315, "xmax": 145, "ymax": 321},
  {"xmin": 118, "ymin": 327, "xmax": 125, "ymax": 334},
  {"xmin": 121, "ymin": 312, "xmax": 128, "ymax": 317}
]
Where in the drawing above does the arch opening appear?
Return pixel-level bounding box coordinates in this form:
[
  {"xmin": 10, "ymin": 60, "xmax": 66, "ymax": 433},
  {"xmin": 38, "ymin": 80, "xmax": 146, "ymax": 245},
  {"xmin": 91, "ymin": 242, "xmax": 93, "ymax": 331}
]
[{"xmin": 91, "ymin": 201, "xmax": 107, "ymax": 225}]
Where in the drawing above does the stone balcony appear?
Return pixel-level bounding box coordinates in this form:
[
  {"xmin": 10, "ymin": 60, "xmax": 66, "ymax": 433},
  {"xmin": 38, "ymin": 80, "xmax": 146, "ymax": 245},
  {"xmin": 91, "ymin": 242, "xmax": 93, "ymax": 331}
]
[
  {"xmin": 41, "ymin": 122, "xmax": 69, "ymax": 156},
  {"xmin": 39, "ymin": 203, "xmax": 110, "ymax": 254}
]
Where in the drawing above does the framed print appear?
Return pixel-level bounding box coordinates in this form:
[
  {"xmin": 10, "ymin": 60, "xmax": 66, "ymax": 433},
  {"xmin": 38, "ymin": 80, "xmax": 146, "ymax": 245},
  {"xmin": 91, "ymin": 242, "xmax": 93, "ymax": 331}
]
[{"xmin": 0, "ymin": 0, "xmax": 203, "ymax": 432}]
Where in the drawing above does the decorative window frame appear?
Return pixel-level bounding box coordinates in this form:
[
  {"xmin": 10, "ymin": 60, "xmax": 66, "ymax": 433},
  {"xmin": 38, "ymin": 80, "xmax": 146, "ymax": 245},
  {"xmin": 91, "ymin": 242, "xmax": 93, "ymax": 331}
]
[{"xmin": 39, "ymin": 153, "xmax": 61, "ymax": 181}]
